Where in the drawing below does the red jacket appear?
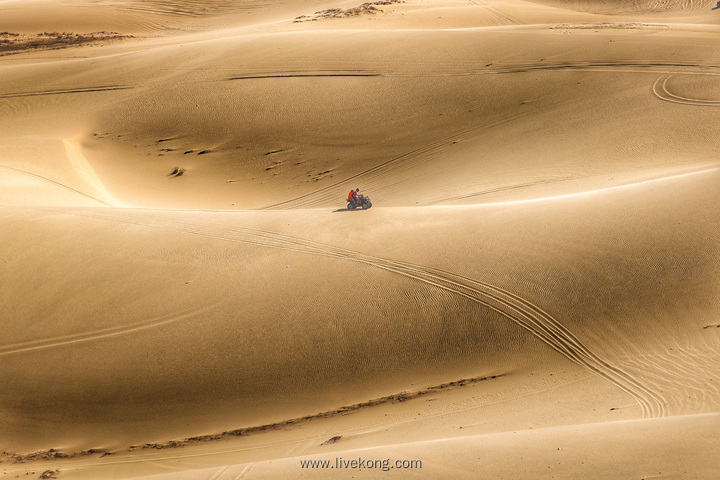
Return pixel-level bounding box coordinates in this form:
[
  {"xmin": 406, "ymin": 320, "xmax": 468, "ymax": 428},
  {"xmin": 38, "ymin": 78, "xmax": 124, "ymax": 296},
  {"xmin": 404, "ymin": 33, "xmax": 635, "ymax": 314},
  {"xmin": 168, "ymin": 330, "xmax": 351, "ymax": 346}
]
[{"xmin": 348, "ymin": 190, "xmax": 355, "ymax": 199}]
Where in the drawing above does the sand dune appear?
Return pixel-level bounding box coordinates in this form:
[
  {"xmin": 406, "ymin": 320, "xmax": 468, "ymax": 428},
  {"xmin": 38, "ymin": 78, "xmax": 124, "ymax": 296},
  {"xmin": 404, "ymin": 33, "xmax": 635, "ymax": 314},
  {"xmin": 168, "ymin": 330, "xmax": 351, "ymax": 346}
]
[
  {"xmin": 134, "ymin": 414, "xmax": 719, "ymax": 480},
  {"xmin": 529, "ymin": 0, "xmax": 719, "ymax": 14},
  {"xmin": 1, "ymin": 0, "xmax": 718, "ymax": 478}
]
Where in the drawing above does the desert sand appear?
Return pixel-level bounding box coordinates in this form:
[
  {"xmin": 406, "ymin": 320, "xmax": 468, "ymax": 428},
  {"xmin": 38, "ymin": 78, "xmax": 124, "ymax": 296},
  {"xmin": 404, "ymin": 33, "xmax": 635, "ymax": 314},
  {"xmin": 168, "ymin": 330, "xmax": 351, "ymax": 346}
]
[{"xmin": 1, "ymin": 0, "xmax": 718, "ymax": 478}]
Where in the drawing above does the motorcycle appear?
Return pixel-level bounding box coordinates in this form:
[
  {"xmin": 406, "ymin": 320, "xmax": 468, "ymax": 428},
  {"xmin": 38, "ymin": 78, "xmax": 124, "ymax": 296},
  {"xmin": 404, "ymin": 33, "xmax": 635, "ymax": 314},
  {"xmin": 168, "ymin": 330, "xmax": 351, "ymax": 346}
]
[{"xmin": 347, "ymin": 195, "xmax": 372, "ymax": 210}]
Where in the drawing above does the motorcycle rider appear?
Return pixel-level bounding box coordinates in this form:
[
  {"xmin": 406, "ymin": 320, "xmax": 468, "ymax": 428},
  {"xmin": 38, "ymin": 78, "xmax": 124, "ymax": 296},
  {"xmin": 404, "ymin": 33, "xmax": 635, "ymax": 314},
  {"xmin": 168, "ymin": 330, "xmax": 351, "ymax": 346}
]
[
  {"xmin": 348, "ymin": 187, "xmax": 361, "ymax": 207},
  {"xmin": 347, "ymin": 188, "xmax": 355, "ymax": 207}
]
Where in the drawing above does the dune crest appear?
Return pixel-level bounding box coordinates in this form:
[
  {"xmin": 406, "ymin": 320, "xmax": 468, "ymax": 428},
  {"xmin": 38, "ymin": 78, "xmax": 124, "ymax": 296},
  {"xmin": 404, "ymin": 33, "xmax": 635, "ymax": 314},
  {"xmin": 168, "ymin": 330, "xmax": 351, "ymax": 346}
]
[
  {"xmin": 1, "ymin": 0, "xmax": 718, "ymax": 478},
  {"xmin": 527, "ymin": 0, "xmax": 718, "ymax": 14}
]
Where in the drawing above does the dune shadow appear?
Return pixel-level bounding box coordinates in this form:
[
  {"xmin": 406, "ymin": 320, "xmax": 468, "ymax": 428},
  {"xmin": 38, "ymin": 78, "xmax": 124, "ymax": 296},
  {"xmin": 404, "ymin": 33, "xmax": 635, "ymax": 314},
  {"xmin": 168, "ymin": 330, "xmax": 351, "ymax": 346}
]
[{"xmin": 332, "ymin": 207, "xmax": 374, "ymax": 213}]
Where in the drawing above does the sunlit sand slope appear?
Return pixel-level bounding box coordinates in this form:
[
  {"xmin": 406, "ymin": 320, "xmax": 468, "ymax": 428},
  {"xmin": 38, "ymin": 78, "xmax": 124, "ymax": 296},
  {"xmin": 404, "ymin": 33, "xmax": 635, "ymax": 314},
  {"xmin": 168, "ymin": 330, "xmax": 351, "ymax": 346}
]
[
  {"xmin": 143, "ymin": 414, "xmax": 718, "ymax": 480},
  {"xmin": 0, "ymin": 0, "xmax": 718, "ymax": 478},
  {"xmin": 1, "ymin": 166, "xmax": 717, "ymax": 461},
  {"xmin": 0, "ymin": 0, "xmax": 347, "ymax": 34},
  {"xmin": 528, "ymin": 0, "xmax": 719, "ymax": 15},
  {"xmin": 1, "ymin": 2, "xmax": 719, "ymax": 210}
]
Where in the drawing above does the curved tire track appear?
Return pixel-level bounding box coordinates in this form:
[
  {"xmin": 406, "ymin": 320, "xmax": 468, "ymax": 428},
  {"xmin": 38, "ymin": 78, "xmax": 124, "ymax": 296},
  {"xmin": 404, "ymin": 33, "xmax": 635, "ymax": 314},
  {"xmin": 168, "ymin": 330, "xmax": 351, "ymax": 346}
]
[
  {"xmin": 0, "ymin": 164, "xmax": 112, "ymax": 206},
  {"xmin": 49, "ymin": 207, "xmax": 668, "ymax": 418},
  {"xmin": 0, "ymin": 304, "xmax": 216, "ymax": 357},
  {"xmin": 653, "ymin": 74, "xmax": 720, "ymax": 106},
  {"xmin": 259, "ymin": 62, "xmax": 719, "ymax": 211},
  {"xmin": 259, "ymin": 108, "xmax": 537, "ymax": 210}
]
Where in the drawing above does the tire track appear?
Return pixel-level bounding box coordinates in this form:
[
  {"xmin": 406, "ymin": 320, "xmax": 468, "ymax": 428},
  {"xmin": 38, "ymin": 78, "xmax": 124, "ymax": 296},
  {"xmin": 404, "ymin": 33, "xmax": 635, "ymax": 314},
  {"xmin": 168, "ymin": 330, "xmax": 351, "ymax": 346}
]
[
  {"xmin": 236, "ymin": 61, "xmax": 720, "ymax": 83},
  {"xmin": 232, "ymin": 463, "xmax": 256, "ymax": 480},
  {"xmin": 0, "ymin": 163, "xmax": 112, "ymax": 206},
  {"xmin": 259, "ymin": 108, "xmax": 538, "ymax": 210},
  {"xmin": 48, "ymin": 207, "xmax": 668, "ymax": 418},
  {"xmin": 0, "ymin": 85, "xmax": 133, "ymax": 99},
  {"xmin": 0, "ymin": 304, "xmax": 217, "ymax": 357},
  {"xmin": 468, "ymin": 0, "xmax": 511, "ymax": 24},
  {"xmin": 469, "ymin": 0, "xmax": 524, "ymax": 25},
  {"xmin": 419, "ymin": 176, "xmax": 574, "ymax": 206},
  {"xmin": 229, "ymin": 72, "xmax": 380, "ymax": 80},
  {"xmin": 653, "ymin": 74, "xmax": 720, "ymax": 106},
  {"xmin": 105, "ymin": 0, "xmax": 237, "ymax": 18},
  {"xmin": 208, "ymin": 465, "xmax": 229, "ymax": 480},
  {"xmin": 487, "ymin": 60, "xmax": 719, "ymax": 75},
  {"xmin": 258, "ymin": 61, "xmax": 719, "ymax": 211}
]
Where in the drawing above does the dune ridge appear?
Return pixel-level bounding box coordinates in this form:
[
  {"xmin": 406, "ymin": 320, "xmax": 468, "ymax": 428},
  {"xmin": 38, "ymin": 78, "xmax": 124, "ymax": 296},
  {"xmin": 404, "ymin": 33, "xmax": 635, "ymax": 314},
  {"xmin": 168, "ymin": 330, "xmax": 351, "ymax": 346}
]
[
  {"xmin": 1, "ymin": 0, "xmax": 718, "ymax": 478},
  {"xmin": 526, "ymin": 0, "xmax": 718, "ymax": 14}
]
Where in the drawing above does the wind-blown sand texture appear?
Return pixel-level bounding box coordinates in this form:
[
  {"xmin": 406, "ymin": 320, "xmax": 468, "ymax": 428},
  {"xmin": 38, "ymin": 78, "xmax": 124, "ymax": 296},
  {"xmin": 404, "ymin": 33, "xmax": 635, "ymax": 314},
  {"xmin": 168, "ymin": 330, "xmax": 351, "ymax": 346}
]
[{"xmin": 1, "ymin": 0, "xmax": 718, "ymax": 478}]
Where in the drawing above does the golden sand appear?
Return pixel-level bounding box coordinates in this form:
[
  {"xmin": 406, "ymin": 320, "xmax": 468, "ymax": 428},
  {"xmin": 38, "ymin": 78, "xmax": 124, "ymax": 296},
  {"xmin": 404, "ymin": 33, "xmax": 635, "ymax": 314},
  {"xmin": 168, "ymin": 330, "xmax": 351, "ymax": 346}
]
[{"xmin": 1, "ymin": 0, "xmax": 718, "ymax": 478}]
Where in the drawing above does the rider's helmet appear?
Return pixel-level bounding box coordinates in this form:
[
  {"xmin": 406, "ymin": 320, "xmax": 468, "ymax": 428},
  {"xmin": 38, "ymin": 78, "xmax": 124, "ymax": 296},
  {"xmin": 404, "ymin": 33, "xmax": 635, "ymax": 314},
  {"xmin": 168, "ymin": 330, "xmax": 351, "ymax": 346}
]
[{"xmin": 355, "ymin": 188, "xmax": 360, "ymax": 192}]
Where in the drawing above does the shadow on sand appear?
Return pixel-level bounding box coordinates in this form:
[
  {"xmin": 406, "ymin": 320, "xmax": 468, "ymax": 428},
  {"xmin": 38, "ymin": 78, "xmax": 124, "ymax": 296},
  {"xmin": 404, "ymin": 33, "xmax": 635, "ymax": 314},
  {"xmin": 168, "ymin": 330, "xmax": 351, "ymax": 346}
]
[{"xmin": 332, "ymin": 208, "xmax": 367, "ymax": 213}]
